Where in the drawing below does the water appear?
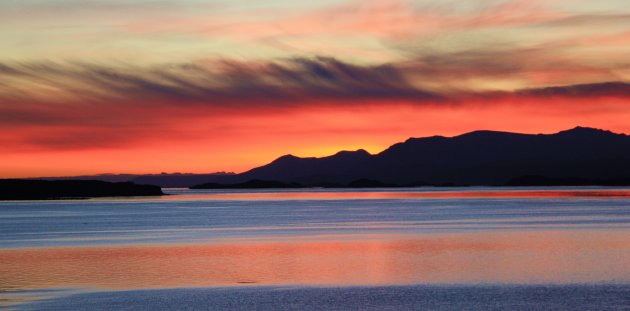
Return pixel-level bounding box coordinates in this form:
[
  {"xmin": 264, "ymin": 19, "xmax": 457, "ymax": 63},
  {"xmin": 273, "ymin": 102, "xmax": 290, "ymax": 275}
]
[
  {"xmin": 15, "ymin": 285, "xmax": 630, "ymax": 311},
  {"xmin": 1, "ymin": 187, "xmax": 630, "ymax": 309}
]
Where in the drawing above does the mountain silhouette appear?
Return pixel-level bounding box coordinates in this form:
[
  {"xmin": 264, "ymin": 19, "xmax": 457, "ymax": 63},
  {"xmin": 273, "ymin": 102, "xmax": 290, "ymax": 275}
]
[
  {"xmin": 35, "ymin": 127, "xmax": 630, "ymax": 188},
  {"xmin": 194, "ymin": 126, "xmax": 630, "ymax": 187}
]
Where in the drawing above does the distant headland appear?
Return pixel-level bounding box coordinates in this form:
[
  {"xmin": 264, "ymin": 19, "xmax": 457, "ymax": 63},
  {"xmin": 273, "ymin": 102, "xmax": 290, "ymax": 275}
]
[{"xmin": 0, "ymin": 180, "xmax": 163, "ymax": 200}]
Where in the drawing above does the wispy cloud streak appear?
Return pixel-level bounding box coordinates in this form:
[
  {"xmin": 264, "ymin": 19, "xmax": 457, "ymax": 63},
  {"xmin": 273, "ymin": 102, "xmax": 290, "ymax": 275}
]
[{"xmin": 0, "ymin": 58, "xmax": 440, "ymax": 105}]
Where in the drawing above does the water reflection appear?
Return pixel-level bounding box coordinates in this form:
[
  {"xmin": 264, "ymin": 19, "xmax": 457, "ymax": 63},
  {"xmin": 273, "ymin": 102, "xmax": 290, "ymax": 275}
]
[
  {"xmin": 164, "ymin": 188, "xmax": 630, "ymax": 201},
  {"xmin": 2, "ymin": 230, "xmax": 629, "ymax": 292}
]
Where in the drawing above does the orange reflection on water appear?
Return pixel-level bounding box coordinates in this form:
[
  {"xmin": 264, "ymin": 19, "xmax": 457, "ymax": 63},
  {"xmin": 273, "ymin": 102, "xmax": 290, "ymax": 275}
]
[
  {"xmin": 175, "ymin": 189, "xmax": 630, "ymax": 201},
  {"xmin": 1, "ymin": 230, "xmax": 629, "ymax": 292}
]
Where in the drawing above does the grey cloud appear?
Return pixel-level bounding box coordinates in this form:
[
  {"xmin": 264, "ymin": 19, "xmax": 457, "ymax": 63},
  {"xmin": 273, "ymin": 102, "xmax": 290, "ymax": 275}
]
[
  {"xmin": 1, "ymin": 54, "xmax": 628, "ymax": 111},
  {"xmin": 519, "ymin": 81, "xmax": 630, "ymax": 97},
  {"xmin": 0, "ymin": 57, "xmax": 442, "ymax": 105}
]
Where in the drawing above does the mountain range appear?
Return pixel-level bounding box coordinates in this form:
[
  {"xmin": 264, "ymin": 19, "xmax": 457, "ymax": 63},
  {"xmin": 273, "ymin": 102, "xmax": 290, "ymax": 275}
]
[{"xmin": 41, "ymin": 127, "xmax": 630, "ymax": 187}]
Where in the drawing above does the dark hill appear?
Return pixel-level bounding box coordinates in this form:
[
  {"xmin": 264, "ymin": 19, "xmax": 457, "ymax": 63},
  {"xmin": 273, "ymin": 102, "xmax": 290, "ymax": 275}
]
[
  {"xmin": 37, "ymin": 172, "xmax": 236, "ymax": 188},
  {"xmin": 0, "ymin": 179, "xmax": 163, "ymax": 200},
  {"xmin": 214, "ymin": 126, "xmax": 630, "ymax": 186}
]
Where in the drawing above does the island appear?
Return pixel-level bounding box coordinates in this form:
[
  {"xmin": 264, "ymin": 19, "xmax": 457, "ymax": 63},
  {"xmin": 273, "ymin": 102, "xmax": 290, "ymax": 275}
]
[{"xmin": 0, "ymin": 179, "xmax": 163, "ymax": 200}]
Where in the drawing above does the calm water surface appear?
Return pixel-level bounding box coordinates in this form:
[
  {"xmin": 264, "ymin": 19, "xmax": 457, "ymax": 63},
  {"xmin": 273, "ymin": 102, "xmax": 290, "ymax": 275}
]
[{"xmin": 1, "ymin": 187, "xmax": 630, "ymax": 310}]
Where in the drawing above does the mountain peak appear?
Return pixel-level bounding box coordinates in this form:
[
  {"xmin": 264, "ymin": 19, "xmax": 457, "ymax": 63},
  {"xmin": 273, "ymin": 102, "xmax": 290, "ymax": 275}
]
[
  {"xmin": 279, "ymin": 154, "xmax": 298, "ymax": 159},
  {"xmin": 556, "ymin": 126, "xmax": 615, "ymax": 136},
  {"xmin": 270, "ymin": 154, "xmax": 301, "ymax": 164},
  {"xmin": 455, "ymin": 129, "xmax": 520, "ymax": 139},
  {"xmin": 332, "ymin": 149, "xmax": 371, "ymax": 157},
  {"xmin": 404, "ymin": 135, "xmax": 446, "ymax": 143}
]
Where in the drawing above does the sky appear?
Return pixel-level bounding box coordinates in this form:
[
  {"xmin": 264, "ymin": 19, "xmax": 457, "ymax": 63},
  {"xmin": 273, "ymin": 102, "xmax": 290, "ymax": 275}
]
[{"xmin": 1, "ymin": 0, "xmax": 630, "ymax": 177}]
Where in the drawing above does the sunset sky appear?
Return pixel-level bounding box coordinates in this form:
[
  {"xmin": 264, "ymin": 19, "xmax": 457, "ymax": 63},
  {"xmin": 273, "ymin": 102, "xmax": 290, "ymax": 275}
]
[{"xmin": 1, "ymin": 0, "xmax": 630, "ymax": 177}]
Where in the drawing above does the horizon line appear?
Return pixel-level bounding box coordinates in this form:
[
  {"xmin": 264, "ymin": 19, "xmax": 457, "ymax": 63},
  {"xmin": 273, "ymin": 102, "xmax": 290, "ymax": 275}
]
[{"xmin": 10, "ymin": 125, "xmax": 622, "ymax": 180}]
